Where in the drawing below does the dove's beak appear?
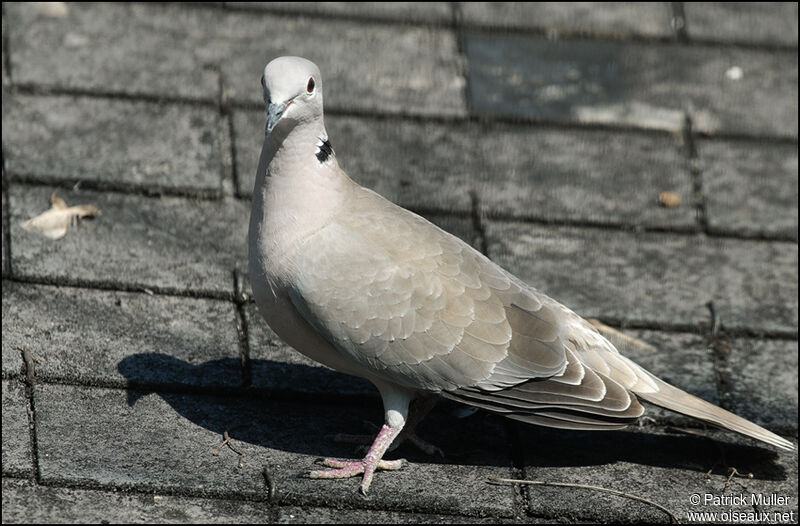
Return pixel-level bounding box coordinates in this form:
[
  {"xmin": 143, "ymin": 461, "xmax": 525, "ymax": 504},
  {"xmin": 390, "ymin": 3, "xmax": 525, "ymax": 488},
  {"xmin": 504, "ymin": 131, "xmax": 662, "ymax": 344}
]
[{"xmin": 266, "ymin": 100, "xmax": 292, "ymax": 135}]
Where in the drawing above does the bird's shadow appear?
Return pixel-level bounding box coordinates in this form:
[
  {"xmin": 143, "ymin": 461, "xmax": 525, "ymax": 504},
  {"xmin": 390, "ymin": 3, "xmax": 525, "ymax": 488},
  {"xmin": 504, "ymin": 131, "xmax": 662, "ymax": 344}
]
[{"xmin": 117, "ymin": 353, "xmax": 789, "ymax": 481}]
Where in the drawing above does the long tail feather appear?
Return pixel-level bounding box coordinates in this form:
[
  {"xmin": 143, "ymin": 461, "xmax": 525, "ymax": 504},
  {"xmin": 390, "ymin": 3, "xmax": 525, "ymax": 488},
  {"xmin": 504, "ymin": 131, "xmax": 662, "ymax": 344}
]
[{"xmin": 635, "ymin": 372, "xmax": 794, "ymax": 451}]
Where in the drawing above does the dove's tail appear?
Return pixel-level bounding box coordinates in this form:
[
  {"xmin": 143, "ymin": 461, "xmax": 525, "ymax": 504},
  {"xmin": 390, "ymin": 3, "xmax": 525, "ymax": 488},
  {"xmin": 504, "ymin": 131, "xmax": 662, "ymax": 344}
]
[{"xmin": 633, "ymin": 370, "xmax": 794, "ymax": 451}]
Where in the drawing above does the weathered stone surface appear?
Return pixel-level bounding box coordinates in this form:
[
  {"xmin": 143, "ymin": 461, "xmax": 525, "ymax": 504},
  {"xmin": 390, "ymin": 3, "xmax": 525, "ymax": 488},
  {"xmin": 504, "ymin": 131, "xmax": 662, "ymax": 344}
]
[
  {"xmin": 520, "ymin": 425, "xmax": 797, "ymax": 523},
  {"xmin": 474, "ymin": 125, "xmax": 694, "ymax": 227},
  {"xmin": 5, "ymin": 3, "xmax": 466, "ymax": 116},
  {"xmin": 267, "ymin": 406, "xmax": 516, "ymax": 517},
  {"xmin": 460, "ymin": 2, "xmax": 675, "ymax": 39},
  {"xmin": 2, "ymin": 281, "xmax": 242, "ymax": 388},
  {"xmin": 466, "ymin": 35, "xmax": 685, "ymax": 131},
  {"xmin": 7, "ymin": 186, "xmax": 248, "ymax": 296},
  {"xmin": 484, "ymin": 222, "xmax": 798, "ymax": 334},
  {"xmin": 226, "ymin": 2, "xmax": 454, "ymax": 24},
  {"xmin": 698, "ymin": 138, "xmax": 798, "ymax": 240},
  {"xmin": 676, "ymin": 45, "xmax": 798, "ymax": 138},
  {"xmin": 277, "ymin": 505, "xmax": 524, "ymax": 524},
  {"xmin": 466, "ymin": 35, "xmax": 798, "ymax": 138},
  {"xmin": 278, "ymin": 506, "xmax": 511, "ymax": 524},
  {"xmin": 33, "ymin": 383, "xmax": 515, "ymax": 516},
  {"xmin": 34, "ymin": 383, "xmax": 274, "ymax": 496},
  {"xmin": 5, "ymin": 3, "xmax": 220, "ymax": 101},
  {"xmin": 1, "ymin": 14, "xmax": 8, "ymax": 87},
  {"xmin": 2, "ymin": 189, "xmax": 8, "ymax": 277},
  {"xmin": 2, "ymin": 379, "xmax": 32, "ymax": 477},
  {"xmin": 1, "ymin": 478, "xmax": 275, "ymax": 523},
  {"xmin": 684, "ymin": 2, "xmax": 799, "ymax": 46},
  {"xmin": 2, "ymin": 93, "xmax": 222, "ymax": 194},
  {"xmin": 720, "ymin": 338, "xmax": 798, "ymax": 433},
  {"xmin": 1, "ymin": 300, "xmax": 25, "ymax": 378}
]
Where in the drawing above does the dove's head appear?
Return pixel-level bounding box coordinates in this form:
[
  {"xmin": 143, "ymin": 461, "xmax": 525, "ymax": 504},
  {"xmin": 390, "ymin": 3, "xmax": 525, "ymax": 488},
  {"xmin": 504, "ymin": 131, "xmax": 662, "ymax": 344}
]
[{"xmin": 261, "ymin": 56, "xmax": 324, "ymax": 136}]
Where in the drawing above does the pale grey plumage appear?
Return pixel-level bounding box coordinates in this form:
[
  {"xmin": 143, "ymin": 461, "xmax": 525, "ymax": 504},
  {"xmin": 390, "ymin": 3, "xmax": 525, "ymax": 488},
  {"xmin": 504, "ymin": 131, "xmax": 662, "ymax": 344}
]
[{"xmin": 249, "ymin": 57, "xmax": 793, "ymax": 493}]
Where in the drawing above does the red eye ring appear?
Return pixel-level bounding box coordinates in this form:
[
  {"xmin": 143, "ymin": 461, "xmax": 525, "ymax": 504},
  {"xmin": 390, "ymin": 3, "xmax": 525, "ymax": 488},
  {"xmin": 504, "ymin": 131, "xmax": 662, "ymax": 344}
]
[{"xmin": 307, "ymin": 77, "xmax": 315, "ymax": 93}]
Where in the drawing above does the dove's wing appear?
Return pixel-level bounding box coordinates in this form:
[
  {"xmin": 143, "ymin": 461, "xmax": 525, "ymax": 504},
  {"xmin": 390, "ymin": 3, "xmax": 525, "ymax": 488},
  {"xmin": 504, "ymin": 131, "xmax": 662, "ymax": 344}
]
[
  {"xmin": 289, "ymin": 185, "xmax": 650, "ymax": 428},
  {"xmin": 289, "ymin": 184, "xmax": 793, "ymax": 448}
]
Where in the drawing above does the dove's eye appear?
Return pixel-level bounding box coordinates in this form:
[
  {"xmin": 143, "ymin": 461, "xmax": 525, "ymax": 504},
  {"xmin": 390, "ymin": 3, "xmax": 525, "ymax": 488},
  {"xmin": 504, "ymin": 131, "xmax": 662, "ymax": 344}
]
[{"xmin": 307, "ymin": 77, "xmax": 315, "ymax": 93}]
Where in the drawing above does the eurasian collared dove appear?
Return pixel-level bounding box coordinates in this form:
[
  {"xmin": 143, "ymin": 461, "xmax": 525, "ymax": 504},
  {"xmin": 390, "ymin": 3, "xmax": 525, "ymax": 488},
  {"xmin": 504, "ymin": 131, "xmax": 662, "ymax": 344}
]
[{"xmin": 248, "ymin": 56, "xmax": 794, "ymax": 495}]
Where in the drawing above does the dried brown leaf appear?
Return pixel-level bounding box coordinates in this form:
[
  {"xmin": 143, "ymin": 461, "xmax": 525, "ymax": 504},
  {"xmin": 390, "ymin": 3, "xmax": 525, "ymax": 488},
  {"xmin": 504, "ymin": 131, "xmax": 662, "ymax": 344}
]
[
  {"xmin": 658, "ymin": 191, "xmax": 682, "ymax": 208},
  {"xmin": 20, "ymin": 192, "xmax": 100, "ymax": 240}
]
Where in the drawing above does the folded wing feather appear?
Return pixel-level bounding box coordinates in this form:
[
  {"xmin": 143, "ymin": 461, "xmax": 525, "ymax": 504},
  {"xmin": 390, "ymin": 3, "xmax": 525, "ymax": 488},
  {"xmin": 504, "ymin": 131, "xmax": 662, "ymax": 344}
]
[
  {"xmin": 289, "ymin": 186, "xmax": 793, "ymax": 449},
  {"xmin": 290, "ymin": 187, "xmax": 642, "ymax": 424}
]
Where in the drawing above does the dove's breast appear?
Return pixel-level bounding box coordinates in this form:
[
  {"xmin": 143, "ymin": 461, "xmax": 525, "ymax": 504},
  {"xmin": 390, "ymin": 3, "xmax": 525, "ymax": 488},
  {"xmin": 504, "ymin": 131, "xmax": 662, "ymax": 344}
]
[{"xmin": 248, "ymin": 141, "xmax": 370, "ymax": 377}]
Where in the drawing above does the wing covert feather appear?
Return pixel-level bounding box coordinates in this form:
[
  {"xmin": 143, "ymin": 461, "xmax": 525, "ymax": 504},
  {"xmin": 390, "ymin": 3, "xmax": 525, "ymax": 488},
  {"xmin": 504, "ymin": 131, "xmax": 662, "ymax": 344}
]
[{"xmin": 289, "ymin": 187, "xmax": 657, "ymax": 428}]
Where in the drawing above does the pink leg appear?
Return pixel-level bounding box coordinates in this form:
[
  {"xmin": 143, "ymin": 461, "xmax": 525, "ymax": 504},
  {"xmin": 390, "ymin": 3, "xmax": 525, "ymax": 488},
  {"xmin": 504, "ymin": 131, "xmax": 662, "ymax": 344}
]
[
  {"xmin": 333, "ymin": 396, "xmax": 443, "ymax": 457},
  {"xmin": 310, "ymin": 423, "xmax": 406, "ymax": 495}
]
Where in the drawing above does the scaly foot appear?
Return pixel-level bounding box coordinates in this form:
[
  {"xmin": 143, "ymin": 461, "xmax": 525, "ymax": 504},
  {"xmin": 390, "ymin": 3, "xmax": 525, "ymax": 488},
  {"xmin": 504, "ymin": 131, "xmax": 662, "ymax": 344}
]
[
  {"xmin": 309, "ymin": 423, "xmax": 406, "ymax": 494},
  {"xmin": 310, "ymin": 457, "xmax": 408, "ymax": 495}
]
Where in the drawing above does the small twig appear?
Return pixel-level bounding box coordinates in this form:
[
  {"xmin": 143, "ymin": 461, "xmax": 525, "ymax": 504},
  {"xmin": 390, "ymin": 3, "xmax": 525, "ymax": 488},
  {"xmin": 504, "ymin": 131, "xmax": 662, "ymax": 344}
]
[
  {"xmin": 19, "ymin": 347, "xmax": 35, "ymax": 382},
  {"xmin": 487, "ymin": 476, "xmax": 680, "ymax": 524},
  {"xmin": 212, "ymin": 431, "xmax": 230, "ymax": 456},
  {"xmin": 724, "ymin": 467, "xmax": 753, "ymax": 488},
  {"xmin": 226, "ymin": 433, "xmax": 245, "ymax": 457},
  {"xmin": 706, "ymin": 301, "xmax": 720, "ymax": 337},
  {"xmin": 705, "ymin": 301, "xmax": 732, "ymax": 353},
  {"xmin": 263, "ymin": 465, "xmax": 276, "ymax": 502},
  {"xmin": 213, "ymin": 431, "xmax": 246, "ymax": 468},
  {"xmin": 666, "ymin": 426, "xmax": 747, "ymax": 490},
  {"xmin": 707, "ymin": 466, "xmax": 753, "ymax": 488}
]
